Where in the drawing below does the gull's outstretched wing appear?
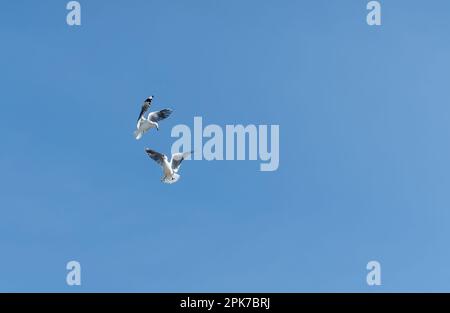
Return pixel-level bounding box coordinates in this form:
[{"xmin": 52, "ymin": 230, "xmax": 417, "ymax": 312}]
[
  {"xmin": 148, "ymin": 109, "xmax": 173, "ymax": 122},
  {"xmin": 137, "ymin": 96, "xmax": 153, "ymax": 122},
  {"xmin": 171, "ymin": 151, "xmax": 192, "ymax": 173},
  {"xmin": 145, "ymin": 148, "xmax": 166, "ymax": 167}
]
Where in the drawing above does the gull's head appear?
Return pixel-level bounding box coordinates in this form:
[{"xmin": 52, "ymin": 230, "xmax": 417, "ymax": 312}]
[{"xmin": 146, "ymin": 96, "xmax": 153, "ymax": 102}]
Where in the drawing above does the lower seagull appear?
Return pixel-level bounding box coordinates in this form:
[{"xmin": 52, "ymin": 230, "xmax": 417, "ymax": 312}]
[{"xmin": 145, "ymin": 148, "xmax": 192, "ymax": 184}]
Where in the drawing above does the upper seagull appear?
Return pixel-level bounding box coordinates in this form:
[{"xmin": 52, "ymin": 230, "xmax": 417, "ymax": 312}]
[
  {"xmin": 134, "ymin": 96, "xmax": 173, "ymax": 140},
  {"xmin": 145, "ymin": 148, "xmax": 192, "ymax": 184}
]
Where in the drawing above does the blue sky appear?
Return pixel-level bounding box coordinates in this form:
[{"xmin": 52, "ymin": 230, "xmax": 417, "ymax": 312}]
[{"xmin": 1, "ymin": 0, "xmax": 450, "ymax": 292}]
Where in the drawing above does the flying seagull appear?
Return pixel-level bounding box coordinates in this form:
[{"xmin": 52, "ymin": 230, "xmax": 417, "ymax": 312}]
[
  {"xmin": 134, "ymin": 96, "xmax": 173, "ymax": 140},
  {"xmin": 145, "ymin": 148, "xmax": 192, "ymax": 184}
]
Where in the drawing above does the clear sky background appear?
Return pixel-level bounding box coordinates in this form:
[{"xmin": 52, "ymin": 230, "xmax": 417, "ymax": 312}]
[{"xmin": 1, "ymin": 0, "xmax": 450, "ymax": 292}]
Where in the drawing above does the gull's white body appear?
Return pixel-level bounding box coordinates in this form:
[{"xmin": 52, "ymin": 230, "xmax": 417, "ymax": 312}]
[
  {"xmin": 134, "ymin": 115, "xmax": 158, "ymax": 140},
  {"xmin": 160, "ymin": 156, "xmax": 180, "ymax": 184}
]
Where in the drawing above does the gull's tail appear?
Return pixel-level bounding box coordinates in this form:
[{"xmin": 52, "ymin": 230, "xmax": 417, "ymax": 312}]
[
  {"xmin": 162, "ymin": 173, "xmax": 180, "ymax": 184},
  {"xmin": 134, "ymin": 130, "xmax": 143, "ymax": 140}
]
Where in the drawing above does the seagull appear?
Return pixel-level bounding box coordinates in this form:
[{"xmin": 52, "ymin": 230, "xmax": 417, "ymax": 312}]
[
  {"xmin": 145, "ymin": 148, "xmax": 192, "ymax": 184},
  {"xmin": 134, "ymin": 96, "xmax": 173, "ymax": 140}
]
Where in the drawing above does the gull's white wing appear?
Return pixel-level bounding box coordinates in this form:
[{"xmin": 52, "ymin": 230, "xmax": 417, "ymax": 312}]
[
  {"xmin": 137, "ymin": 97, "xmax": 153, "ymax": 122},
  {"xmin": 148, "ymin": 109, "xmax": 173, "ymax": 123},
  {"xmin": 145, "ymin": 148, "xmax": 166, "ymax": 168},
  {"xmin": 170, "ymin": 151, "xmax": 192, "ymax": 173}
]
